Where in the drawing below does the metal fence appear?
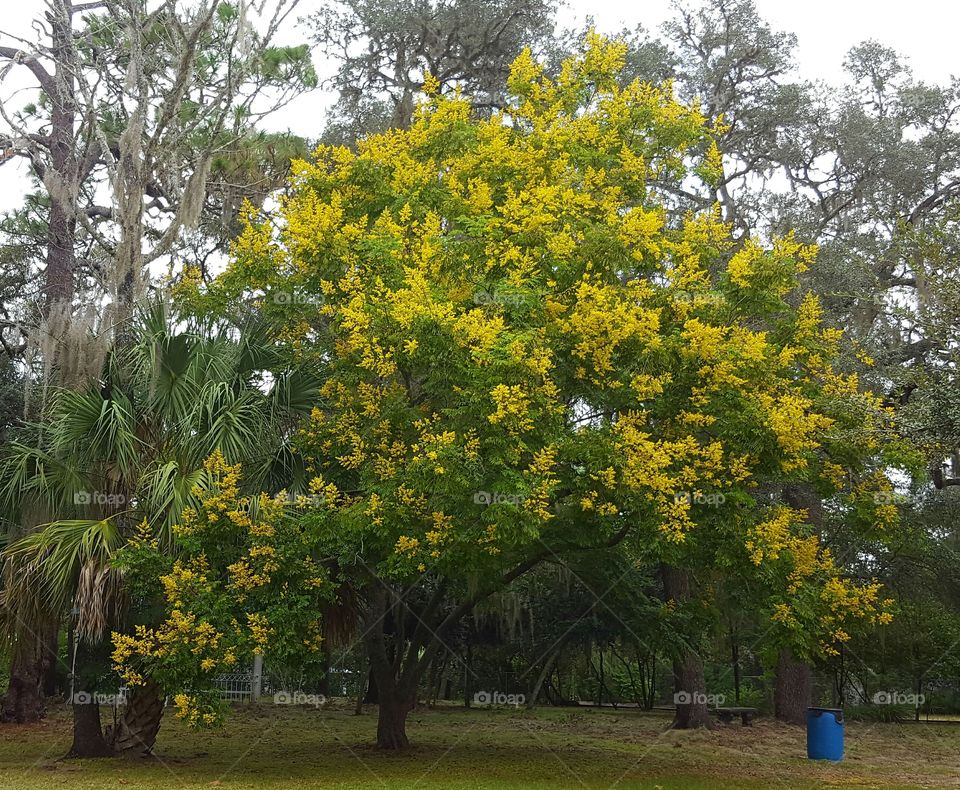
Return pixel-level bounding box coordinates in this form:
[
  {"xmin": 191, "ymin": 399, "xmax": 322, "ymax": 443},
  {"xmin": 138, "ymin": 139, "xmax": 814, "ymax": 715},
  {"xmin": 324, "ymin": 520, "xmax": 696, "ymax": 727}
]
[
  {"xmin": 212, "ymin": 671, "xmax": 255, "ymax": 701},
  {"xmin": 210, "ymin": 663, "xmax": 354, "ymax": 702}
]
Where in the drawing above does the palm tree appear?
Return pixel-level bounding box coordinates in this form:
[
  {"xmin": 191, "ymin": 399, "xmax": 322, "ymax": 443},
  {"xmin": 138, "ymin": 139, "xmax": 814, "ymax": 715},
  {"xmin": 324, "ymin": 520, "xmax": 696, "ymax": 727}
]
[{"xmin": 0, "ymin": 299, "xmax": 321, "ymax": 756}]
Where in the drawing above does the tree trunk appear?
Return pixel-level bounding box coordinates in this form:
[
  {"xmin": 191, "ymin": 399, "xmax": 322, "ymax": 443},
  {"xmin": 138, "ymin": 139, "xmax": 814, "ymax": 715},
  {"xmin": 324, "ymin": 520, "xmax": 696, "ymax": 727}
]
[
  {"xmin": 915, "ymin": 675, "xmax": 923, "ymax": 722},
  {"xmin": 112, "ymin": 679, "xmax": 164, "ymax": 756},
  {"xmin": 42, "ymin": 0, "xmax": 79, "ymax": 313},
  {"xmin": 361, "ymin": 581, "xmax": 446, "ymax": 749},
  {"xmin": 731, "ymin": 630, "xmax": 741, "ymax": 705},
  {"xmin": 777, "ymin": 484, "xmax": 820, "ymax": 723},
  {"xmin": 661, "ymin": 564, "xmax": 712, "ymax": 729},
  {"xmin": 317, "ymin": 643, "xmax": 331, "ymax": 697},
  {"xmin": 43, "ymin": 197, "xmax": 77, "ymax": 310},
  {"xmin": 774, "ymin": 648, "xmax": 811, "ymax": 725},
  {"xmin": 1, "ymin": 628, "xmax": 48, "ymax": 723},
  {"xmin": 425, "ymin": 656, "xmax": 438, "ymax": 708},
  {"xmin": 596, "ymin": 649, "xmax": 604, "ymax": 707},
  {"xmin": 671, "ymin": 653, "xmax": 712, "ymax": 728},
  {"xmin": 527, "ymin": 647, "xmax": 561, "ymax": 709},
  {"xmin": 42, "ymin": 628, "xmax": 60, "ymax": 698},
  {"xmin": 376, "ymin": 690, "xmax": 413, "ymax": 750},
  {"xmin": 369, "ymin": 641, "xmax": 416, "ymax": 749},
  {"xmin": 67, "ymin": 701, "xmax": 114, "ymax": 758}
]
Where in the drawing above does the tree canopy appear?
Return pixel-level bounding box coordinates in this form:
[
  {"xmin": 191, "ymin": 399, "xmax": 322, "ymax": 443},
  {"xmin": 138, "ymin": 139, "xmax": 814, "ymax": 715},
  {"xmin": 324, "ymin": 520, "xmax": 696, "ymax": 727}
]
[{"xmin": 138, "ymin": 33, "xmax": 911, "ymax": 746}]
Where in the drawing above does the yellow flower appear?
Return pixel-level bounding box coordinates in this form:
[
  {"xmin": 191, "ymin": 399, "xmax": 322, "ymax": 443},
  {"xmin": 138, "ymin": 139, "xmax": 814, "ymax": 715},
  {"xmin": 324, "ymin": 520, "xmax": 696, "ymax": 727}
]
[
  {"xmin": 487, "ymin": 384, "xmax": 533, "ymax": 432},
  {"xmin": 395, "ymin": 535, "xmax": 420, "ymax": 555}
]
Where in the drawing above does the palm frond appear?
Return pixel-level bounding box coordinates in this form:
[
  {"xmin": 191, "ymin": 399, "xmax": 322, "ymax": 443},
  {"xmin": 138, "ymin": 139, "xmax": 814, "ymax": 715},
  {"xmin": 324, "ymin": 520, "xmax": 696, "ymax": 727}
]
[
  {"xmin": 3, "ymin": 518, "xmax": 124, "ymax": 639},
  {"xmin": 0, "ymin": 441, "xmax": 86, "ymax": 517},
  {"xmin": 52, "ymin": 388, "xmax": 140, "ymax": 483},
  {"xmin": 268, "ymin": 368, "xmax": 323, "ymax": 420},
  {"xmin": 137, "ymin": 460, "xmax": 207, "ymax": 547}
]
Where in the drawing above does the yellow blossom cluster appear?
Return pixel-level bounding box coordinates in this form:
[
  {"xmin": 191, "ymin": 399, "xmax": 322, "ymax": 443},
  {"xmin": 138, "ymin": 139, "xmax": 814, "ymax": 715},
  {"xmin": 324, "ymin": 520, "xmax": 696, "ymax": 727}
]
[
  {"xmin": 111, "ymin": 608, "xmax": 231, "ymax": 689},
  {"xmin": 111, "ymin": 454, "xmax": 331, "ymax": 727},
  {"xmin": 758, "ymin": 393, "xmax": 834, "ymax": 472}
]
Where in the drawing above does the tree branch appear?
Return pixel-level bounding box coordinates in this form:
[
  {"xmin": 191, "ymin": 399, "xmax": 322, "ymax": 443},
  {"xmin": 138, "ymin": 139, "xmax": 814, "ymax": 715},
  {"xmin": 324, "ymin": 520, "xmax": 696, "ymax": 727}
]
[{"xmin": 0, "ymin": 46, "xmax": 55, "ymax": 95}]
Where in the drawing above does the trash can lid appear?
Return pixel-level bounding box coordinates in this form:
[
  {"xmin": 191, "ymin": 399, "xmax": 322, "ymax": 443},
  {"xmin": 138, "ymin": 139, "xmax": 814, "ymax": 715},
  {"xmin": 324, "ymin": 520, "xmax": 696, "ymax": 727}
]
[{"xmin": 808, "ymin": 707, "xmax": 842, "ymax": 712}]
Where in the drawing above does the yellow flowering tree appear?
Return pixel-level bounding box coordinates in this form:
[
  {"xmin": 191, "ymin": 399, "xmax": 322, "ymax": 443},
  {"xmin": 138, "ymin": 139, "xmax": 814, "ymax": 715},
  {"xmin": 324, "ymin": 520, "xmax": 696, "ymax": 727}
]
[
  {"xmin": 193, "ymin": 34, "xmax": 905, "ymax": 746},
  {"xmin": 111, "ymin": 451, "xmax": 332, "ymax": 727}
]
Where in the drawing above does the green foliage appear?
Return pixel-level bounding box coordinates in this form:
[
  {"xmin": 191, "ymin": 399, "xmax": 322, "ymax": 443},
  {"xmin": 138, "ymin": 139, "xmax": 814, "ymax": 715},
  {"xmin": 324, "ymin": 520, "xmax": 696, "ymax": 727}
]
[{"xmin": 0, "ymin": 300, "xmax": 322, "ymax": 646}]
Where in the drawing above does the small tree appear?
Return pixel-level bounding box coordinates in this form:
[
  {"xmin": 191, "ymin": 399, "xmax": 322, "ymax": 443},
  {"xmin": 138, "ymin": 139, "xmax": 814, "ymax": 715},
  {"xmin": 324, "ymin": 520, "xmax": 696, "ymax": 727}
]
[{"xmin": 111, "ymin": 452, "xmax": 332, "ymax": 729}]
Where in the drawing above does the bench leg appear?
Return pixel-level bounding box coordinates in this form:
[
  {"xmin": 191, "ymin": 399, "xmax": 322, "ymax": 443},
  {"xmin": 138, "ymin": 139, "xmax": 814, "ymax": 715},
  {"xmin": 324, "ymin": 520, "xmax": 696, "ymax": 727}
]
[{"xmin": 741, "ymin": 714, "xmax": 753, "ymax": 726}]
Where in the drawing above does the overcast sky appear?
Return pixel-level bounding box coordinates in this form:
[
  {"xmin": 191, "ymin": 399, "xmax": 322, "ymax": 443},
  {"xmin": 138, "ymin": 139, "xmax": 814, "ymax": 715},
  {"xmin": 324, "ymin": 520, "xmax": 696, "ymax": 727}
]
[{"xmin": 0, "ymin": 0, "xmax": 957, "ymax": 210}]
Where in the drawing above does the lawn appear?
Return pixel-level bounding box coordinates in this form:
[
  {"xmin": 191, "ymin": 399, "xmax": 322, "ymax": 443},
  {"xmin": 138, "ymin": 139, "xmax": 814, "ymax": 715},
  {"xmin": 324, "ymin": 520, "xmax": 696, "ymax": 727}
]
[{"xmin": 0, "ymin": 702, "xmax": 955, "ymax": 789}]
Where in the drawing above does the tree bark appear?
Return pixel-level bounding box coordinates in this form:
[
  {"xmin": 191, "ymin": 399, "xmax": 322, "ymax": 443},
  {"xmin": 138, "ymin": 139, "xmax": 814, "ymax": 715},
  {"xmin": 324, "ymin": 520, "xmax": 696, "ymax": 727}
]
[
  {"xmin": 375, "ymin": 688, "xmax": 414, "ymax": 750},
  {"xmin": 661, "ymin": 564, "xmax": 712, "ymax": 729},
  {"xmin": 774, "ymin": 648, "xmax": 811, "ymax": 725},
  {"xmin": 670, "ymin": 652, "xmax": 713, "ymax": 728},
  {"xmin": 731, "ymin": 629, "xmax": 741, "ymax": 705},
  {"xmin": 776, "ymin": 484, "xmax": 819, "ymax": 725},
  {"xmin": 363, "ymin": 587, "xmax": 415, "ymax": 749},
  {"xmin": 42, "ymin": 629, "xmax": 60, "ymax": 698},
  {"xmin": 112, "ymin": 679, "xmax": 164, "ymax": 756},
  {"xmin": 368, "ymin": 638, "xmax": 416, "ymax": 749},
  {"xmin": 67, "ymin": 701, "xmax": 114, "ymax": 758},
  {"xmin": 1, "ymin": 628, "xmax": 49, "ymax": 723},
  {"xmin": 317, "ymin": 643, "xmax": 331, "ymax": 697},
  {"xmin": 376, "ymin": 699, "xmax": 412, "ymax": 749},
  {"xmin": 527, "ymin": 646, "xmax": 562, "ymax": 709},
  {"xmin": 42, "ymin": 0, "xmax": 80, "ymax": 312}
]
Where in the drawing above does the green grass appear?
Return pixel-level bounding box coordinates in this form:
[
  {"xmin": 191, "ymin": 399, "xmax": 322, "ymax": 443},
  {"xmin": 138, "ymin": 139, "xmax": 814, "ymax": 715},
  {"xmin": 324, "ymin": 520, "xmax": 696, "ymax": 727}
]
[{"xmin": 0, "ymin": 701, "xmax": 957, "ymax": 789}]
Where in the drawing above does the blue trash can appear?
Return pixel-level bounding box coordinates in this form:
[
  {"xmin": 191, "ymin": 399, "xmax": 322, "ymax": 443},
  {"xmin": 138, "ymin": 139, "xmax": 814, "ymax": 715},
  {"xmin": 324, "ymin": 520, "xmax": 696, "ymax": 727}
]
[{"xmin": 807, "ymin": 707, "xmax": 844, "ymax": 761}]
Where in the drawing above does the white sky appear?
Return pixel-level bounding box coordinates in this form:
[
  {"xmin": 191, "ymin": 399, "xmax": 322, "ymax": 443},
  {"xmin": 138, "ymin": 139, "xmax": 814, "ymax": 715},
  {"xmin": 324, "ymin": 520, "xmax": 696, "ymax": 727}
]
[
  {"xmin": 0, "ymin": 0, "xmax": 957, "ymax": 212},
  {"xmin": 562, "ymin": 0, "xmax": 960, "ymax": 85}
]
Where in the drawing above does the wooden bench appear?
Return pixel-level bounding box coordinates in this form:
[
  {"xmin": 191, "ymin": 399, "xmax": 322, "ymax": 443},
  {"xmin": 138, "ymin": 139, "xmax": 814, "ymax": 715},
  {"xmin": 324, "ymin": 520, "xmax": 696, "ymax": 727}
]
[{"xmin": 714, "ymin": 706, "xmax": 758, "ymax": 726}]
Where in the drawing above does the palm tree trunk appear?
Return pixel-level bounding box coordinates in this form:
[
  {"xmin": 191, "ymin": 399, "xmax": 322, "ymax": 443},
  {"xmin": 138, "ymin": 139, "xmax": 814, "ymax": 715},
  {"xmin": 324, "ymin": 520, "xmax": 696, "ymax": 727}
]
[
  {"xmin": 1, "ymin": 624, "xmax": 52, "ymax": 723},
  {"xmin": 112, "ymin": 679, "xmax": 165, "ymax": 755}
]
